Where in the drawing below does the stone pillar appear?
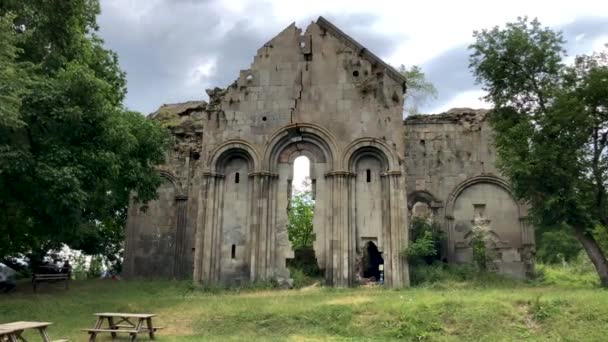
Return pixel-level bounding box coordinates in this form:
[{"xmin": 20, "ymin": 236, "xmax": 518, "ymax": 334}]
[
  {"xmin": 123, "ymin": 198, "xmax": 139, "ymax": 278},
  {"xmin": 444, "ymin": 215, "xmax": 456, "ymax": 263},
  {"xmin": 520, "ymin": 216, "xmax": 535, "ymax": 277},
  {"xmin": 385, "ymin": 171, "xmax": 409, "ymax": 287},
  {"xmin": 247, "ymin": 172, "xmax": 280, "ymax": 282},
  {"xmin": 193, "ymin": 172, "xmax": 224, "ymax": 285},
  {"xmin": 173, "ymin": 195, "xmax": 189, "ymax": 278},
  {"xmin": 325, "ymin": 171, "xmax": 353, "ymax": 287}
]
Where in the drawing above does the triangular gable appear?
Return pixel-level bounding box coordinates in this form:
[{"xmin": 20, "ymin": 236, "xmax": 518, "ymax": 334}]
[{"xmin": 316, "ymin": 16, "xmax": 407, "ymax": 90}]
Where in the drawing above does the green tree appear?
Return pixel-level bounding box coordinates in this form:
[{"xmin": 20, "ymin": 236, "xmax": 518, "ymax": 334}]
[
  {"xmin": 469, "ymin": 17, "xmax": 608, "ymax": 286},
  {"xmin": 0, "ymin": 1, "xmax": 167, "ymax": 263},
  {"xmin": 537, "ymin": 226, "xmax": 582, "ymax": 264},
  {"xmin": 399, "ymin": 65, "xmax": 438, "ymax": 116},
  {"xmin": 287, "ymin": 190, "xmax": 315, "ymax": 250}
]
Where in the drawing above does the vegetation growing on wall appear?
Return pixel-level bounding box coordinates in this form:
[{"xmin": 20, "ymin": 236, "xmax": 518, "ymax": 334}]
[{"xmin": 399, "ymin": 65, "xmax": 438, "ymax": 116}]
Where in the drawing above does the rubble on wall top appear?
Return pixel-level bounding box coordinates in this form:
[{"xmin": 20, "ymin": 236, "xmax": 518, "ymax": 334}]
[
  {"xmin": 149, "ymin": 100, "xmax": 208, "ymax": 128},
  {"xmin": 404, "ymin": 108, "xmax": 490, "ymax": 130},
  {"xmin": 149, "ymin": 101, "xmax": 207, "ymax": 119}
]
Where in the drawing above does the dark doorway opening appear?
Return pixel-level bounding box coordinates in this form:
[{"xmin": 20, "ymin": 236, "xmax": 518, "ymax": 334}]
[{"xmin": 362, "ymin": 242, "xmax": 384, "ymax": 280}]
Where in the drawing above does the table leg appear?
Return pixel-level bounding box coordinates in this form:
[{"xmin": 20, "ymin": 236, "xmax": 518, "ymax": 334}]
[
  {"xmin": 130, "ymin": 318, "xmax": 144, "ymax": 342},
  {"xmin": 107, "ymin": 316, "xmax": 117, "ymax": 340},
  {"xmin": 37, "ymin": 328, "xmax": 51, "ymax": 342},
  {"xmin": 145, "ymin": 317, "xmax": 155, "ymax": 340},
  {"xmin": 7, "ymin": 333, "xmax": 18, "ymax": 342},
  {"xmin": 89, "ymin": 317, "xmax": 104, "ymax": 342},
  {"xmin": 13, "ymin": 330, "xmax": 25, "ymax": 342}
]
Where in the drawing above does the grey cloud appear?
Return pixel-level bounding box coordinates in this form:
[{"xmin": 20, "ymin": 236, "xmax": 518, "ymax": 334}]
[
  {"xmin": 319, "ymin": 14, "xmax": 408, "ymax": 57},
  {"xmin": 422, "ymin": 16, "xmax": 608, "ymax": 113},
  {"xmin": 98, "ymin": 1, "xmax": 406, "ymax": 114},
  {"xmin": 420, "ymin": 44, "xmax": 475, "ymax": 113},
  {"xmin": 560, "ymin": 16, "xmax": 608, "ymax": 55}
]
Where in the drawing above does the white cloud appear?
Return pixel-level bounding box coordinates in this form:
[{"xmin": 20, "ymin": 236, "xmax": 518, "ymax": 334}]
[
  {"xmin": 591, "ymin": 35, "xmax": 608, "ymax": 52},
  {"xmin": 430, "ymin": 90, "xmax": 491, "ymax": 113}
]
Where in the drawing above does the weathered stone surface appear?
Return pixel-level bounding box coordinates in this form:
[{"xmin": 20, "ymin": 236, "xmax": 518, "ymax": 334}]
[
  {"xmin": 123, "ymin": 17, "xmax": 534, "ymax": 286},
  {"xmin": 404, "ymin": 108, "xmax": 534, "ymax": 278}
]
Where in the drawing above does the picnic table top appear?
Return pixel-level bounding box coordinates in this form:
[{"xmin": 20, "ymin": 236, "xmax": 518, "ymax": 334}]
[
  {"xmin": 94, "ymin": 313, "xmax": 156, "ymax": 318},
  {"xmin": 0, "ymin": 321, "xmax": 53, "ymax": 331}
]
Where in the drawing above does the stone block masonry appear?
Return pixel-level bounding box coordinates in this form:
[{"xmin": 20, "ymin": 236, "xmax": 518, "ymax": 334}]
[{"xmin": 123, "ymin": 17, "xmax": 534, "ymax": 287}]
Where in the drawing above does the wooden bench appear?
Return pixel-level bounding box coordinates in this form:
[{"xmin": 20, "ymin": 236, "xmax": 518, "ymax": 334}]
[{"xmin": 32, "ymin": 273, "xmax": 70, "ymax": 292}]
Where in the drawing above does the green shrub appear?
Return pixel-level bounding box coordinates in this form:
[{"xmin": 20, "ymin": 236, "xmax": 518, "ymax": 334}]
[
  {"xmin": 410, "ymin": 263, "xmax": 522, "ymax": 287},
  {"xmin": 403, "ymin": 215, "xmax": 443, "ymax": 265},
  {"xmin": 87, "ymin": 256, "xmax": 103, "ymax": 279},
  {"xmin": 536, "ymin": 252, "xmax": 600, "ymax": 287},
  {"xmin": 289, "ymin": 268, "xmax": 321, "ymax": 288}
]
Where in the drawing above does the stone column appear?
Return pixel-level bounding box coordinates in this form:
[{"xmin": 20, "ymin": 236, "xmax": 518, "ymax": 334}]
[
  {"xmin": 444, "ymin": 215, "xmax": 456, "ymax": 263},
  {"xmin": 193, "ymin": 172, "xmax": 224, "ymax": 285},
  {"xmin": 386, "ymin": 171, "xmax": 409, "ymax": 287},
  {"xmin": 325, "ymin": 171, "xmax": 353, "ymax": 287},
  {"xmin": 248, "ymin": 172, "xmax": 279, "ymax": 282},
  {"xmin": 173, "ymin": 195, "xmax": 188, "ymax": 278},
  {"xmin": 123, "ymin": 198, "xmax": 139, "ymax": 278}
]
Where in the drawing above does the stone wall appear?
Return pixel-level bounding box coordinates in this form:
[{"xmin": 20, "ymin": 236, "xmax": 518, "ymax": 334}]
[
  {"xmin": 404, "ymin": 108, "xmax": 535, "ymax": 278},
  {"xmin": 124, "ymin": 17, "xmax": 409, "ymax": 287},
  {"xmin": 123, "ymin": 18, "xmax": 534, "ymax": 285}
]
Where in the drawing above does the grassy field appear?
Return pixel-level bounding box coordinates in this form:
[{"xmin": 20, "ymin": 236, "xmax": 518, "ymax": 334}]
[{"xmin": 1, "ymin": 272, "xmax": 608, "ymax": 341}]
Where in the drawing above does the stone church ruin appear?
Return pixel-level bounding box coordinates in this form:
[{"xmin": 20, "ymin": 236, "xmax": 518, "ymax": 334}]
[{"xmin": 123, "ymin": 17, "xmax": 535, "ymax": 287}]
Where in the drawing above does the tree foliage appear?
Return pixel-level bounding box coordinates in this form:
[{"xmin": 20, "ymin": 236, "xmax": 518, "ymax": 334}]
[
  {"xmin": 0, "ymin": 1, "xmax": 167, "ymax": 262},
  {"xmin": 399, "ymin": 65, "xmax": 438, "ymax": 116},
  {"xmin": 403, "ymin": 215, "xmax": 443, "ymax": 265},
  {"xmin": 469, "ymin": 16, "xmax": 608, "ymax": 286},
  {"xmin": 287, "ymin": 190, "xmax": 315, "ymax": 250}
]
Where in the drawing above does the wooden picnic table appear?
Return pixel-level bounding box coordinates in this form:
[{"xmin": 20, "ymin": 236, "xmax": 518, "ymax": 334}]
[
  {"xmin": 0, "ymin": 321, "xmax": 65, "ymax": 342},
  {"xmin": 84, "ymin": 313, "xmax": 161, "ymax": 342}
]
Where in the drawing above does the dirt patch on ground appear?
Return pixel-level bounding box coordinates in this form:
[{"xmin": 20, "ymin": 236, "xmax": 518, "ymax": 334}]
[{"xmin": 516, "ymin": 302, "xmax": 540, "ymax": 330}]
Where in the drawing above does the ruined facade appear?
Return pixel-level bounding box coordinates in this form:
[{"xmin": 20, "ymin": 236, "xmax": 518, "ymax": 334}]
[{"xmin": 123, "ymin": 17, "xmax": 534, "ymax": 287}]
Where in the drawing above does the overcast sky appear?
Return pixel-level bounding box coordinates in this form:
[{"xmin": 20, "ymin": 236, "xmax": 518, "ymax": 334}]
[{"xmin": 98, "ymin": 0, "xmax": 608, "ymax": 115}]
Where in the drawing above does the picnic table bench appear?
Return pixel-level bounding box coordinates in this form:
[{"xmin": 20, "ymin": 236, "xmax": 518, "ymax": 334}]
[
  {"xmin": 83, "ymin": 313, "xmax": 162, "ymax": 341},
  {"xmin": 0, "ymin": 321, "xmax": 67, "ymax": 342}
]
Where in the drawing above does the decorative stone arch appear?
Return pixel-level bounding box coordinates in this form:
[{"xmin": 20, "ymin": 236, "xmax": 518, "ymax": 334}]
[
  {"xmin": 443, "ymin": 174, "xmax": 533, "ymax": 266},
  {"xmin": 157, "ymin": 170, "xmax": 185, "ymax": 198},
  {"xmin": 209, "ymin": 140, "xmax": 261, "ymax": 174},
  {"xmin": 343, "ymin": 138, "xmax": 400, "ymax": 173},
  {"xmin": 445, "ymin": 175, "xmax": 522, "ymax": 218},
  {"xmin": 407, "ymin": 190, "xmax": 441, "ymax": 210},
  {"xmin": 407, "ymin": 190, "xmax": 443, "ymax": 220},
  {"xmin": 262, "ymin": 123, "xmax": 339, "ymax": 172}
]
